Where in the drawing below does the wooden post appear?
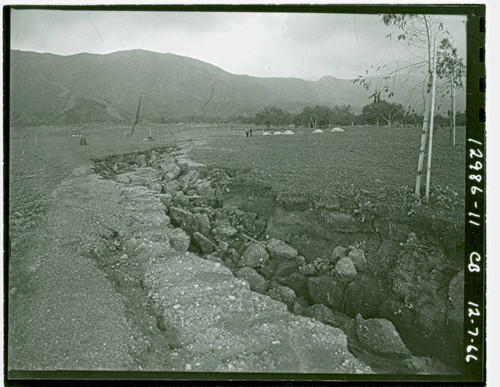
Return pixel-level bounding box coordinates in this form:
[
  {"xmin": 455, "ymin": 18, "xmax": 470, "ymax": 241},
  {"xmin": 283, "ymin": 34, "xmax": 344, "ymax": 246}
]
[{"xmin": 425, "ymin": 38, "xmax": 438, "ymax": 202}]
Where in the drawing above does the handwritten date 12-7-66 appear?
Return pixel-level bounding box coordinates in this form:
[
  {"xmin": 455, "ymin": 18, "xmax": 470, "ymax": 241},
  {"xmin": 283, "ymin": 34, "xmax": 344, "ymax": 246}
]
[{"xmin": 465, "ymin": 301, "xmax": 481, "ymax": 363}]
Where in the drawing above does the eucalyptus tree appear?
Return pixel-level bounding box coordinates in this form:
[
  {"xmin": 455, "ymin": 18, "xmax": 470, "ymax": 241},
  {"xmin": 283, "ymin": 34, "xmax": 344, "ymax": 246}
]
[
  {"xmin": 436, "ymin": 38, "xmax": 466, "ymax": 147},
  {"xmin": 353, "ymin": 14, "xmax": 458, "ymax": 198}
]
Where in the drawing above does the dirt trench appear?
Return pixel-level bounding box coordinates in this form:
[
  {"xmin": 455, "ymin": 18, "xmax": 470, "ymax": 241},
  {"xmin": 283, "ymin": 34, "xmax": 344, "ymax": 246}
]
[{"xmin": 92, "ymin": 145, "xmax": 464, "ymax": 374}]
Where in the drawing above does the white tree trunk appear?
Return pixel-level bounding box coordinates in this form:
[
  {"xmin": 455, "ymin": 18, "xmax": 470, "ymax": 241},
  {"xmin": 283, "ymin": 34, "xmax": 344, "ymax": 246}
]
[
  {"xmin": 415, "ymin": 85, "xmax": 431, "ymax": 195},
  {"xmin": 452, "ymin": 83, "xmax": 456, "ymax": 147},
  {"xmin": 449, "ymin": 65, "xmax": 457, "ymax": 147},
  {"xmin": 425, "ymin": 38, "xmax": 438, "ymax": 202}
]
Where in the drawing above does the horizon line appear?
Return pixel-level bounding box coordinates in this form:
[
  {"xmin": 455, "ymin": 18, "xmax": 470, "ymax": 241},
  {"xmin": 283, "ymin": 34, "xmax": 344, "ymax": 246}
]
[{"xmin": 10, "ymin": 47, "xmax": 350, "ymax": 82}]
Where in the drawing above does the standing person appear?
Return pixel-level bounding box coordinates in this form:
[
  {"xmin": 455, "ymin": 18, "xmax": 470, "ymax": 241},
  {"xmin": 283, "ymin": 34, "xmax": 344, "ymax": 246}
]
[
  {"xmin": 250, "ymin": 128, "xmax": 253, "ymax": 138},
  {"xmin": 245, "ymin": 128, "xmax": 249, "ymax": 138},
  {"xmin": 80, "ymin": 130, "xmax": 87, "ymax": 146}
]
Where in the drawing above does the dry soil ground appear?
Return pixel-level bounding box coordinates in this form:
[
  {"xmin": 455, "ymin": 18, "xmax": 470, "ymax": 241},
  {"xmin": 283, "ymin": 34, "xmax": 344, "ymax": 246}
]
[{"xmin": 6, "ymin": 123, "xmax": 466, "ymax": 377}]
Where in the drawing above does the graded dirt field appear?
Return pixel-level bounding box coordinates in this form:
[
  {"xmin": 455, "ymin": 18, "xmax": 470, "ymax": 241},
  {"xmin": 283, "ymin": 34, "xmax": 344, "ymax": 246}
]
[{"xmin": 7, "ymin": 123, "xmax": 466, "ymax": 375}]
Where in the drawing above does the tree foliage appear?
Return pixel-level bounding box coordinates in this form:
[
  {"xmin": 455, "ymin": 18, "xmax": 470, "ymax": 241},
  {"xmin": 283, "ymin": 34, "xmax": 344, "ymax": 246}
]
[
  {"xmin": 436, "ymin": 38, "xmax": 466, "ymax": 90},
  {"xmin": 294, "ymin": 105, "xmax": 355, "ymax": 128},
  {"xmin": 361, "ymin": 100, "xmax": 405, "ymax": 127},
  {"xmin": 255, "ymin": 106, "xmax": 292, "ymax": 129},
  {"xmin": 352, "ymin": 14, "xmax": 450, "ymax": 112}
]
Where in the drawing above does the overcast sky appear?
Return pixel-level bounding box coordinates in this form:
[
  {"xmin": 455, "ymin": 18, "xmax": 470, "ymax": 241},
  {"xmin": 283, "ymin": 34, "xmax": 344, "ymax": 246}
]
[{"xmin": 10, "ymin": 9, "xmax": 466, "ymax": 81}]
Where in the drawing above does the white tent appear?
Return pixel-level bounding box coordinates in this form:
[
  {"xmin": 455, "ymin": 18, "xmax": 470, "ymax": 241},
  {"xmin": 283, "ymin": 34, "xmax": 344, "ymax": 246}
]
[
  {"xmin": 273, "ymin": 131, "xmax": 282, "ymax": 135},
  {"xmin": 312, "ymin": 129, "xmax": 324, "ymax": 134},
  {"xmin": 262, "ymin": 132, "xmax": 272, "ymax": 136},
  {"xmin": 283, "ymin": 130, "xmax": 295, "ymax": 135},
  {"xmin": 331, "ymin": 127, "xmax": 345, "ymax": 132}
]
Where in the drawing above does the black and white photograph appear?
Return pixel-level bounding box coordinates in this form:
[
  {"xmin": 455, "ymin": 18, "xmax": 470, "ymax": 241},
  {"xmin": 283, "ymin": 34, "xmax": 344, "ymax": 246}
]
[{"xmin": 4, "ymin": 3, "xmax": 487, "ymax": 383}]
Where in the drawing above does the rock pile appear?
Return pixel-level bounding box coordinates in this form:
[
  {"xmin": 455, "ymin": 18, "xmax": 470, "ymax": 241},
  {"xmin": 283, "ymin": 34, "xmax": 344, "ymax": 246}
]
[{"xmin": 99, "ymin": 147, "xmax": 458, "ymax": 374}]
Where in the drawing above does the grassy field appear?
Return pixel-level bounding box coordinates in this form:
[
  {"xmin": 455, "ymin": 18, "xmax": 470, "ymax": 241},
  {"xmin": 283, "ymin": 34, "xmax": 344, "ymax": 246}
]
[
  {"xmin": 190, "ymin": 125, "xmax": 466, "ymax": 196},
  {"xmin": 8, "ymin": 123, "xmax": 465, "ymax": 253},
  {"xmin": 8, "ymin": 124, "xmax": 174, "ymax": 251}
]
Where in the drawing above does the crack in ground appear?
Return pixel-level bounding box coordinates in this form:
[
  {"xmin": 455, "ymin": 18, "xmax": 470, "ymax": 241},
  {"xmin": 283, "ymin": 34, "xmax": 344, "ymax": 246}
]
[{"xmin": 91, "ymin": 146, "xmax": 461, "ymax": 374}]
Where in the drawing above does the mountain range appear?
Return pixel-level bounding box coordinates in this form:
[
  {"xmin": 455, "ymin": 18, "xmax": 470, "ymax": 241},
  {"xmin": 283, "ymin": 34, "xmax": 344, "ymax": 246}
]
[{"xmin": 9, "ymin": 49, "xmax": 465, "ymax": 125}]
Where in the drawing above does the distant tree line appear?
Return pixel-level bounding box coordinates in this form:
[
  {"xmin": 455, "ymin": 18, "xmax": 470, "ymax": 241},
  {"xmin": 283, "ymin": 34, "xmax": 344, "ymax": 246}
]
[
  {"xmin": 252, "ymin": 103, "xmax": 466, "ymax": 130},
  {"xmin": 97, "ymin": 103, "xmax": 464, "ymax": 128}
]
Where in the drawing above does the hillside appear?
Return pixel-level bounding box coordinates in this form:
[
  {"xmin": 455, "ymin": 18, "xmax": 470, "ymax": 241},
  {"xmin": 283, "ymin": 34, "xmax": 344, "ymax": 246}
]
[{"xmin": 9, "ymin": 49, "xmax": 465, "ymax": 125}]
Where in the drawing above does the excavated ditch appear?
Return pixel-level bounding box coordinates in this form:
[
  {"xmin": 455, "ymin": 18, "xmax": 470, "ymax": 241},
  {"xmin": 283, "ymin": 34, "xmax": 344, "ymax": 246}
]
[{"xmin": 93, "ymin": 146, "xmax": 464, "ymax": 374}]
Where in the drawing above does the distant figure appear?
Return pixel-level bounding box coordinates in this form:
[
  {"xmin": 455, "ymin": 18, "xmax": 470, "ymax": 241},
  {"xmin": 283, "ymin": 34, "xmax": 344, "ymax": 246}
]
[
  {"xmin": 80, "ymin": 131, "xmax": 87, "ymax": 146},
  {"xmin": 245, "ymin": 129, "xmax": 249, "ymax": 138},
  {"xmin": 250, "ymin": 128, "xmax": 253, "ymax": 138}
]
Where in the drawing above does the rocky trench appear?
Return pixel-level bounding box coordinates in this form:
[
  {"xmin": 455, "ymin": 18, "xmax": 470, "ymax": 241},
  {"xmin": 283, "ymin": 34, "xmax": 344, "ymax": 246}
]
[{"xmin": 93, "ymin": 146, "xmax": 464, "ymax": 374}]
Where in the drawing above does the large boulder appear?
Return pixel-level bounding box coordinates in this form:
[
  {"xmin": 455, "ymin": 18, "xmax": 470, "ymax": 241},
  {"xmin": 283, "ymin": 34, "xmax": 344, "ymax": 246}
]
[
  {"xmin": 447, "ymin": 270, "xmax": 464, "ymax": 329},
  {"xmin": 193, "ymin": 232, "xmax": 214, "ymax": 254},
  {"xmin": 137, "ymin": 154, "xmax": 148, "ymax": 167},
  {"xmin": 159, "ymin": 157, "xmax": 179, "ymax": 174},
  {"xmin": 163, "ymin": 180, "xmax": 180, "ymax": 194},
  {"xmin": 268, "ymin": 285, "xmax": 296, "ymax": 309},
  {"xmin": 280, "ymin": 272, "xmax": 308, "ymax": 297},
  {"xmin": 239, "ymin": 212, "xmax": 257, "ymax": 233},
  {"xmin": 234, "ymin": 267, "xmax": 269, "ymax": 293},
  {"xmin": 191, "ymin": 213, "xmax": 211, "ymax": 236},
  {"xmin": 145, "ymin": 250, "xmax": 372, "ymax": 373},
  {"xmin": 235, "ymin": 212, "xmax": 266, "ymax": 238},
  {"xmin": 348, "ymin": 248, "xmax": 367, "ymax": 271},
  {"xmin": 212, "ymin": 221, "xmax": 238, "ymax": 241},
  {"xmin": 274, "ymin": 260, "xmax": 298, "ymax": 277},
  {"xmin": 335, "ymin": 256, "xmax": 357, "ymax": 279},
  {"xmin": 266, "ymin": 238, "xmax": 298, "ymax": 261},
  {"xmin": 115, "ymin": 174, "xmax": 130, "ymax": 184},
  {"xmin": 168, "ymin": 228, "xmax": 191, "ymax": 253},
  {"xmin": 226, "ymin": 248, "xmax": 241, "ymax": 265},
  {"xmin": 172, "ymin": 190, "xmax": 190, "ymax": 207},
  {"xmin": 179, "ymin": 170, "xmax": 200, "ymax": 191},
  {"xmin": 307, "ymin": 275, "xmax": 346, "ymax": 311},
  {"xmin": 163, "ymin": 164, "xmax": 181, "ymax": 182},
  {"xmin": 402, "ymin": 356, "xmax": 451, "ymax": 374},
  {"xmin": 305, "ymin": 305, "xmax": 351, "ymax": 329},
  {"xmin": 195, "ymin": 180, "xmax": 216, "ymax": 199},
  {"xmin": 170, "ymin": 207, "xmax": 211, "ymax": 237},
  {"xmin": 170, "ymin": 207, "xmax": 192, "ymax": 225},
  {"xmin": 355, "ymin": 314, "xmax": 411, "ymax": 358},
  {"xmin": 148, "ymin": 182, "xmax": 162, "ymax": 193},
  {"xmin": 343, "ymin": 275, "xmax": 384, "ymax": 318},
  {"xmin": 304, "ymin": 304, "xmax": 337, "ymax": 325},
  {"xmin": 332, "ymin": 246, "xmax": 348, "ymax": 260},
  {"xmin": 158, "ymin": 193, "xmax": 173, "ymax": 207},
  {"xmin": 240, "ymin": 243, "xmax": 269, "ymax": 268},
  {"xmin": 176, "ymin": 158, "xmax": 207, "ymax": 175},
  {"xmin": 299, "ymin": 263, "xmax": 316, "ymax": 276}
]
